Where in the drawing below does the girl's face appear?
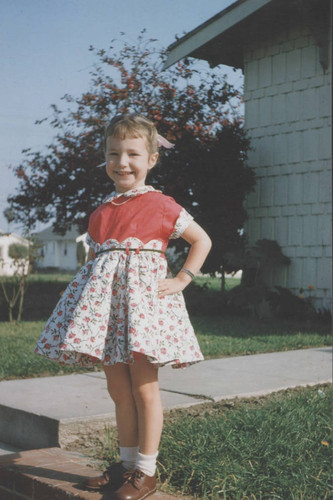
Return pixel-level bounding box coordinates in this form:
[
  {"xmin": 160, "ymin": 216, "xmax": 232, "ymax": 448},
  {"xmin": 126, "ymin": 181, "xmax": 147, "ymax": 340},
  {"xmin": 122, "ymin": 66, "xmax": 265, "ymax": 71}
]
[{"xmin": 105, "ymin": 135, "xmax": 158, "ymax": 193}]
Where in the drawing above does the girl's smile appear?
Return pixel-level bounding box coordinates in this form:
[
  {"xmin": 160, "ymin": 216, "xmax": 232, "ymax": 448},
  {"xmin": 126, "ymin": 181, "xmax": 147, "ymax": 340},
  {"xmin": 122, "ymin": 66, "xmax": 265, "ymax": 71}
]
[{"xmin": 105, "ymin": 136, "xmax": 158, "ymax": 193}]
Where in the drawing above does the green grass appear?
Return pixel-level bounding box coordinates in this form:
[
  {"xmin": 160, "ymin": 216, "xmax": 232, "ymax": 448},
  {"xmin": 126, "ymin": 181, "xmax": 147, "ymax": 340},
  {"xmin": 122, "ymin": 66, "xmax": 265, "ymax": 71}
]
[
  {"xmin": 0, "ymin": 272, "xmax": 75, "ymax": 284},
  {"xmin": 91, "ymin": 385, "xmax": 333, "ymax": 499},
  {"xmin": 194, "ymin": 316, "xmax": 331, "ymax": 358},
  {"xmin": 27, "ymin": 272, "xmax": 75, "ymax": 282},
  {"xmin": 0, "ymin": 317, "xmax": 330, "ymax": 380},
  {"xmin": 0, "ymin": 322, "xmax": 96, "ymax": 380},
  {"xmin": 194, "ymin": 276, "xmax": 241, "ymax": 292}
]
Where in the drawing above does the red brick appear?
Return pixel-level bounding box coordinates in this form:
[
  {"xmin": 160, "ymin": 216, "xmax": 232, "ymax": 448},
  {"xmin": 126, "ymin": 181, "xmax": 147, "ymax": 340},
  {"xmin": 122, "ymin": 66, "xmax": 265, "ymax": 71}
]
[
  {"xmin": 33, "ymin": 480, "xmax": 82, "ymax": 500},
  {"xmin": 11, "ymin": 469, "xmax": 34, "ymax": 497},
  {"xmin": 0, "ymin": 448, "xmax": 186, "ymax": 500},
  {"xmin": 0, "ymin": 452, "xmax": 22, "ymax": 468},
  {"xmin": 0, "ymin": 485, "xmax": 15, "ymax": 500},
  {"xmin": 0, "ymin": 466, "xmax": 15, "ymax": 490}
]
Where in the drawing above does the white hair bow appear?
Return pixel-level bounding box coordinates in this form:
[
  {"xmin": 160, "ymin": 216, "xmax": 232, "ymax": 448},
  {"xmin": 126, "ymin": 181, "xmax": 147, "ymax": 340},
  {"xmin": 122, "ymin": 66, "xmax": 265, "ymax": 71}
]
[{"xmin": 157, "ymin": 134, "xmax": 175, "ymax": 149}]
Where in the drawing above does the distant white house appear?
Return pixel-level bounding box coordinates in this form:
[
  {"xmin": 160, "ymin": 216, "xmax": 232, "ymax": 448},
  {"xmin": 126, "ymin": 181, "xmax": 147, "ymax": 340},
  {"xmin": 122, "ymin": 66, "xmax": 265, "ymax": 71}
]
[
  {"xmin": 0, "ymin": 230, "xmax": 30, "ymax": 276},
  {"xmin": 35, "ymin": 226, "xmax": 89, "ymax": 271},
  {"xmin": 164, "ymin": 0, "xmax": 332, "ymax": 310}
]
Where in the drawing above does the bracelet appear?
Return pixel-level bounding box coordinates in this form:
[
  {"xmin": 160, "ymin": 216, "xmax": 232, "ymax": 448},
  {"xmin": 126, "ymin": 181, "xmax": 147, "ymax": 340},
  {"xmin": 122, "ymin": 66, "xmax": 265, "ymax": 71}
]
[{"xmin": 180, "ymin": 267, "xmax": 195, "ymax": 280}]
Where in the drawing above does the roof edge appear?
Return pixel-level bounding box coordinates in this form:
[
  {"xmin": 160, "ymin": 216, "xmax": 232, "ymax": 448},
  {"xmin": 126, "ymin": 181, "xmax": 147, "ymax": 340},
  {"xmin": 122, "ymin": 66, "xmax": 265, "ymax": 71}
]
[{"xmin": 163, "ymin": 0, "xmax": 273, "ymax": 69}]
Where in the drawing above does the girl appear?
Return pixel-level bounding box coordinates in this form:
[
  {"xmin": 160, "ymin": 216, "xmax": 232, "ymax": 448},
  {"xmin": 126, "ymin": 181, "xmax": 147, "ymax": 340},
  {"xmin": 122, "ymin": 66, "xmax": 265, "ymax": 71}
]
[{"xmin": 35, "ymin": 113, "xmax": 212, "ymax": 500}]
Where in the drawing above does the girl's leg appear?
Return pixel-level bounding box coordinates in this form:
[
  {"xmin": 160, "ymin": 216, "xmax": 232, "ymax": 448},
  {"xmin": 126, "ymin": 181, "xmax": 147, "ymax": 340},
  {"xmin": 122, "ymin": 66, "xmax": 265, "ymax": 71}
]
[
  {"xmin": 129, "ymin": 354, "xmax": 163, "ymax": 455},
  {"xmin": 89, "ymin": 357, "xmax": 161, "ymax": 498},
  {"xmin": 85, "ymin": 363, "xmax": 139, "ymax": 491},
  {"xmin": 103, "ymin": 363, "xmax": 138, "ymax": 447}
]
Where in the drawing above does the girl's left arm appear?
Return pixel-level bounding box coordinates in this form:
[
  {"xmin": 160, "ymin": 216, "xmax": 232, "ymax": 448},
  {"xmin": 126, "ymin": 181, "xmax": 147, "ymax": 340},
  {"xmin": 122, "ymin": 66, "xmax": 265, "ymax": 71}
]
[{"xmin": 158, "ymin": 221, "xmax": 212, "ymax": 296}]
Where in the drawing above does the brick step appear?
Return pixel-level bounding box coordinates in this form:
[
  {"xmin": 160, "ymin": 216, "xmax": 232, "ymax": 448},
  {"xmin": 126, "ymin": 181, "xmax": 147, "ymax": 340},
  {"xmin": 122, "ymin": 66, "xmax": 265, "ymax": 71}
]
[{"xmin": 0, "ymin": 448, "xmax": 181, "ymax": 500}]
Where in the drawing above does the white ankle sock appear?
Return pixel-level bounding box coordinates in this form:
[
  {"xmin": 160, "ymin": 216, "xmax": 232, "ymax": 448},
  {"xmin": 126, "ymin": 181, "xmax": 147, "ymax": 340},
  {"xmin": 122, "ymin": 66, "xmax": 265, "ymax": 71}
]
[
  {"xmin": 136, "ymin": 451, "xmax": 158, "ymax": 477},
  {"xmin": 119, "ymin": 446, "xmax": 138, "ymax": 471}
]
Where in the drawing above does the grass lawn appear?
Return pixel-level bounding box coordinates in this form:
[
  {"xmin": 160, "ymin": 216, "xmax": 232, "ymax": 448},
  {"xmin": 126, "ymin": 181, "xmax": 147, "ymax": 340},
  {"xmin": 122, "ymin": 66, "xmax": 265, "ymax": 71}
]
[
  {"xmin": 27, "ymin": 272, "xmax": 76, "ymax": 282},
  {"xmin": 0, "ymin": 317, "xmax": 330, "ymax": 380},
  {"xmin": 69, "ymin": 384, "xmax": 332, "ymax": 500},
  {"xmin": 194, "ymin": 315, "xmax": 331, "ymax": 358},
  {"xmin": 0, "ymin": 321, "xmax": 96, "ymax": 380},
  {"xmin": 194, "ymin": 275, "xmax": 241, "ymax": 292}
]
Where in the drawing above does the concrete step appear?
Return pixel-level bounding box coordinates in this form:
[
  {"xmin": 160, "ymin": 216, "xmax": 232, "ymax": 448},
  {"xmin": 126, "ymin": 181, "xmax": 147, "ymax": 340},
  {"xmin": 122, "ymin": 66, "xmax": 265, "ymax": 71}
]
[
  {"xmin": 0, "ymin": 347, "xmax": 331, "ymax": 451},
  {"xmin": 0, "ymin": 371, "xmax": 206, "ymax": 450},
  {"xmin": 0, "ymin": 447, "xmax": 183, "ymax": 500}
]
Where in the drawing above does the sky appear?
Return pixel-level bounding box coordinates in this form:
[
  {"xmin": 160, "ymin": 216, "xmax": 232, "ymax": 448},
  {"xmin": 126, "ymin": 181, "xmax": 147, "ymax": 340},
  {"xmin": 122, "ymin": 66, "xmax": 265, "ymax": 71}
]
[{"xmin": 0, "ymin": 0, "xmax": 241, "ymax": 234}]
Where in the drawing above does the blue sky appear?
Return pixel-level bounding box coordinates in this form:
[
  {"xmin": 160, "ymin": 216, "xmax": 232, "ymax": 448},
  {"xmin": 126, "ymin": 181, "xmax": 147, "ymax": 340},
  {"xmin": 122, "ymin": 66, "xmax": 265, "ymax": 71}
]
[{"xmin": 0, "ymin": 0, "xmax": 241, "ymax": 233}]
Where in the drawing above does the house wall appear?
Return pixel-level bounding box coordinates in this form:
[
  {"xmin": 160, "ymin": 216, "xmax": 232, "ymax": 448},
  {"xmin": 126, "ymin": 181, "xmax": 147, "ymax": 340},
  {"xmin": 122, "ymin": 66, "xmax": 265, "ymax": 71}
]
[
  {"xmin": 37, "ymin": 240, "xmax": 78, "ymax": 270},
  {"xmin": 0, "ymin": 234, "xmax": 29, "ymax": 276},
  {"xmin": 243, "ymin": 17, "xmax": 332, "ymax": 310},
  {"xmin": 57, "ymin": 241, "xmax": 78, "ymax": 270},
  {"xmin": 38, "ymin": 241, "xmax": 57, "ymax": 268}
]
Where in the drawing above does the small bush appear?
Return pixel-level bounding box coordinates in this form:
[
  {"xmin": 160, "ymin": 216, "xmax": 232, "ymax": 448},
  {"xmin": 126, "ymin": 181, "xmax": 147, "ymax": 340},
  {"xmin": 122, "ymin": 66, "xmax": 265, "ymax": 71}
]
[
  {"xmin": 183, "ymin": 282, "xmax": 226, "ymax": 316},
  {"xmin": 226, "ymin": 284, "xmax": 318, "ymax": 320},
  {"xmin": 8, "ymin": 243, "xmax": 29, "ymax": 259},
  {"xmin": 0, "ymin": 281, "xmax": 68, "ymax": 321}
]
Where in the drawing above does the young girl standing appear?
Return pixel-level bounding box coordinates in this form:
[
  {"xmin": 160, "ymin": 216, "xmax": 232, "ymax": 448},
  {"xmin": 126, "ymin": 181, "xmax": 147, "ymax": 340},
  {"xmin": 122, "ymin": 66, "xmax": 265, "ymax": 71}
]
[{"xmin": 35, "ymin": 113, "xmax": 211, "ymax": 500}]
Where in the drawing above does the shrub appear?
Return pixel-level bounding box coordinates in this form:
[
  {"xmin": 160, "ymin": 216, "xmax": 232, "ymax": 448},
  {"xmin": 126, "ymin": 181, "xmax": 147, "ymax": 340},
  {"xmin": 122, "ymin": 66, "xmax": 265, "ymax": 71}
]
[
  {"xmin": 0, "ymin": 281, "xmax": 68, "ymax": 321},
  {"xmin": 8, "ymin": 243, "xmax": 29, "ymax": 259},
  {"xmin": 227, "ymin": 284, "xmax": 318, "ymax": 320}
]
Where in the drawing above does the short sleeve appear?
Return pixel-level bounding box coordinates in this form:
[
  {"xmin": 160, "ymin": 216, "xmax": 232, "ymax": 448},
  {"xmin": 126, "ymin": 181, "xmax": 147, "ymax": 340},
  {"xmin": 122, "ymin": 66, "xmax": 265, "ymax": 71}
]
[
  {"xmin": 170, "ymin": 207, "xmax": 194, "ymax": 239},
  {"xmin": 162, "ymin": 196, "xmax": 194, "ymax": 240}
]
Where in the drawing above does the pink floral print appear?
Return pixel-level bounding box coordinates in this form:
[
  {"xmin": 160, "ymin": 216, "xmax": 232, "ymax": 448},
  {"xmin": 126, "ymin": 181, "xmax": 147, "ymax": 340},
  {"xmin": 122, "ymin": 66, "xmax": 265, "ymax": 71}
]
[
  {"xmin": 35, "ymin": 187, "xmax": 203, "ymax": 369},
  {"xmin": 35, "ymin": 237, "xmax": 203, "ymax": 368}
]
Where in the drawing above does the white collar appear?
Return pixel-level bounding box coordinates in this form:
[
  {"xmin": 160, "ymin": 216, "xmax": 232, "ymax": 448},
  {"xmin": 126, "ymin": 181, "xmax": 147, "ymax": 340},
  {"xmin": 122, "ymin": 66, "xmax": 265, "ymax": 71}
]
[{"xmin": 103, "ymin": 185, "xmax": 161, "ymax": 203}]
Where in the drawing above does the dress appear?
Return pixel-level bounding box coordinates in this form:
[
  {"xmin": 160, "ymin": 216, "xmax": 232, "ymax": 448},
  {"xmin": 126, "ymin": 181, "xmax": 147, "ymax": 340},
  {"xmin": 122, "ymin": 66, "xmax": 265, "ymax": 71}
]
[{"xmin": 34, "ymin": 185, "xmax": 204, "ymax": 369}]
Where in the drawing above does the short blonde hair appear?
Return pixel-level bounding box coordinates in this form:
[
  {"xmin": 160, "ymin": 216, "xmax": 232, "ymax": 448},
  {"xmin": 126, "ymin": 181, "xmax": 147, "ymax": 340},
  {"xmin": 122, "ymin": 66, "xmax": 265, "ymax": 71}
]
[{"xmin": 105, "ymin": 113, "xmax": 158, "ymax": 155}]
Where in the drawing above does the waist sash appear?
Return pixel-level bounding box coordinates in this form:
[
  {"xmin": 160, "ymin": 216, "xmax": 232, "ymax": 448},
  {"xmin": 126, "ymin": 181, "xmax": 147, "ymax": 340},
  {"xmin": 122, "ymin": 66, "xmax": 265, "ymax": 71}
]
[{"xmin": 95, "ymin": 247, "xmax": 165, "ymax": 256}]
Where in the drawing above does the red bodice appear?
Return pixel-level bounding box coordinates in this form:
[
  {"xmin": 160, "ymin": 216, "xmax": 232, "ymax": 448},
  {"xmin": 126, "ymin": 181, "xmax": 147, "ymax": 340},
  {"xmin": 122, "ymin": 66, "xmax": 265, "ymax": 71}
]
[{"xmin": 88, "ymin": 192, "xmax": 183, "ymax": 252}]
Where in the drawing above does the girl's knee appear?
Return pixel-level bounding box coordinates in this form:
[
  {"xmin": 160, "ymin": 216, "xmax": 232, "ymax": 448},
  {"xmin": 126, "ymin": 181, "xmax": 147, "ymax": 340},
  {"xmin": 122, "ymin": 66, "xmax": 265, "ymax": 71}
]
[
  {"xmin": 106, "ymin": 380, "xmax": 133, "ymax": 405},
  {"xmin": 132, "ymin": 383, "xmax": 160, "ymax": 408},
  {"xmin": 103, "ymin": 363, "xmax": 133, "ymax": 404}
]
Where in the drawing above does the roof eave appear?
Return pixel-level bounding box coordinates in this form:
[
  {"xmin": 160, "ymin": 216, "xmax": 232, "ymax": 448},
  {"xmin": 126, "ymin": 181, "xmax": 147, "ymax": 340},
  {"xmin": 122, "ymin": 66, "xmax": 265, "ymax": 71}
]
[{"xmin": 163, "ymin": 0, "xmax": 273, "ymax": 70}]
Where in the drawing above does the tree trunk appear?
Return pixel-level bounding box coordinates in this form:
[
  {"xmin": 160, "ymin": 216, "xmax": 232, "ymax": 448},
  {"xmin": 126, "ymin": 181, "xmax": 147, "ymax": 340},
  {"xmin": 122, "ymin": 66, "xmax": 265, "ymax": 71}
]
[
  {"xmin": 9, "ymin": 304, "xmax": 13, "ymax": 323},
  {"xmin": 17, "ymin": 280, "xmax": 25, "ymax": 322},
  {"xmin": 221, "ymin": 265, "xmax": 226, "ymax": 293}
]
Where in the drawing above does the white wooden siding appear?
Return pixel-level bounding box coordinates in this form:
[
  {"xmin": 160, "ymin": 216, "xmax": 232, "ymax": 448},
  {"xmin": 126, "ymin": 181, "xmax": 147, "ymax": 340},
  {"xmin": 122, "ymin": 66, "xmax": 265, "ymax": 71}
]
[{"xmin": 244, "ymin": 19, "xmax": 332, "ymax": 309}]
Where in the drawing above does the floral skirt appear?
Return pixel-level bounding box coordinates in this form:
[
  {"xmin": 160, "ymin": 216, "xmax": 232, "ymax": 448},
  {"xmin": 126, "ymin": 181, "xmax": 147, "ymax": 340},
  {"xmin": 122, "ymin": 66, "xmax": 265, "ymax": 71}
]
[{"xmin": 34, "ymin": 238, "xmax": 204, "ymax": 369}]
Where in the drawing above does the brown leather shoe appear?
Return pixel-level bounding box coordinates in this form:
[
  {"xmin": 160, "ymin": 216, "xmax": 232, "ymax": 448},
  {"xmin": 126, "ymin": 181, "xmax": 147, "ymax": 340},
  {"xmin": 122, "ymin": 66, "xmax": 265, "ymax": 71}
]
[
  {"xmin": 84, "ymin": 462, "xmax": 127, "ymax": 491},
  {"xmin": 112, "ymin": 469, "xmax": 157, "ymax": 500}
]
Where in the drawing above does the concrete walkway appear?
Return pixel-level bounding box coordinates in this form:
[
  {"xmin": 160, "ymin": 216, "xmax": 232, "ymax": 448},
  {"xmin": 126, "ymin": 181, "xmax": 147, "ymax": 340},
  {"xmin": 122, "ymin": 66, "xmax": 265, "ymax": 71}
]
[{"xmin": 0, "ymin": 347, "xmax": 331, "ymax": 452}]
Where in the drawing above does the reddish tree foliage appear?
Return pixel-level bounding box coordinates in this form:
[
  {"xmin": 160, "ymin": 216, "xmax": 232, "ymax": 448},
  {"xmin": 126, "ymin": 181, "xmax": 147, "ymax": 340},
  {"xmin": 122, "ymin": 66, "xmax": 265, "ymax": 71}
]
[{"xmin": 8, "ymin": 33, "xmax": 255, "ymax": 276}]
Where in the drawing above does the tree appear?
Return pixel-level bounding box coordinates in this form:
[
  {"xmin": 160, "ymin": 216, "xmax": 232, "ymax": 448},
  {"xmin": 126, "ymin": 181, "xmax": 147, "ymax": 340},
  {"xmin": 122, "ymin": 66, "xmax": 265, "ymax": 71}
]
[
  {"xmin": 3, "ymin": 208, "xmax": 15, "ymax": 224},
  {"xmin": 8, "ymin": 243, "xmax": 29, "ymax": 259},
  {"xmin": 0, "ymin": 236, "xmax": 37, "ymax": 322},
  {"xmin": 7, "ymin": 33, "xmax": 255, "ymax": 279}
]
